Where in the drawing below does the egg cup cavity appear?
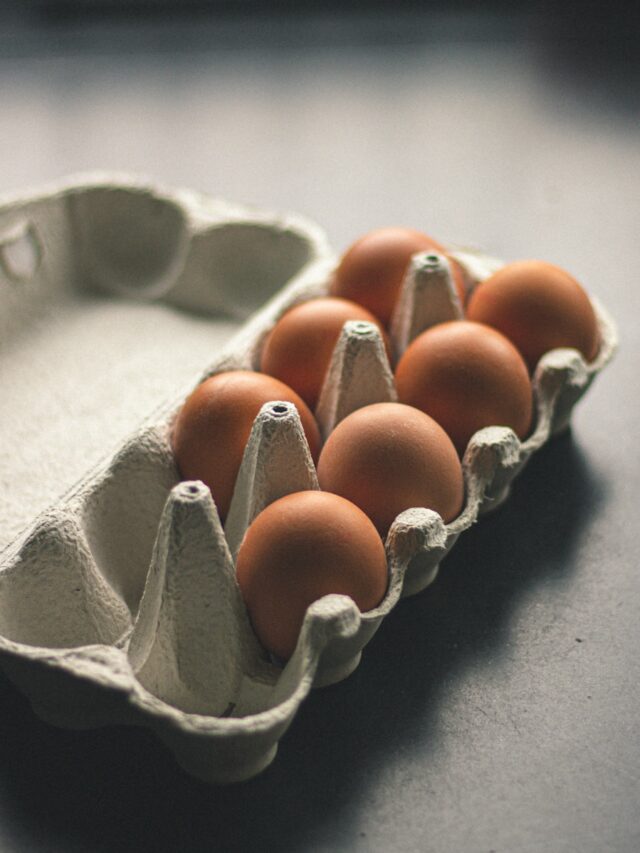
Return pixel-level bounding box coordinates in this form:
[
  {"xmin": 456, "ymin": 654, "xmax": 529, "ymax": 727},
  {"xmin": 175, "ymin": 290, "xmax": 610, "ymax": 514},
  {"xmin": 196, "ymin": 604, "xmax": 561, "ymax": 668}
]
[
  {"xmin": 80, "ymin": 425, "xmax": 180, "ymax": 615},
  {"xmin": 0, "ymin": 177, "xmax": 618, "ymax": 783},
  {"xmin": 0, "ymin": 509, "xmax": 132, "ymax": 650},
  {"xmin": 69, "ymin": 186, "xmax": 191, "ymax": 301}
]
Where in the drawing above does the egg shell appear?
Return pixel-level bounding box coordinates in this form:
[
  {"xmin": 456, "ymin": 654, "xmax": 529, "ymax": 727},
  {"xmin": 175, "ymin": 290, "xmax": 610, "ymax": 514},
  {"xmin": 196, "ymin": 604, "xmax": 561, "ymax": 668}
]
[
  {"xmin": 317, "ymin": 402, "xmax": 465, "ymax": 536},
  {"xmin": 395, "ymin": 320, "xmax": 533, "ymax": 456},
  {"xmin": 331, "ymin": 227, "xmax": 467, "ymax": 326},
  {"xmin": 171, "ymin": 371, "xmax": 321, "ymax": 521},
  {"xmin": 260, "ymin": 297, "xmax": 391, "ymax": 409},
  {"xmin": 235, "ymin": 491, "xmax": 389, "ymax": 660},
  {"xmin": 466, "ymin": 259, "xmax": 600, "ymax": 371}
]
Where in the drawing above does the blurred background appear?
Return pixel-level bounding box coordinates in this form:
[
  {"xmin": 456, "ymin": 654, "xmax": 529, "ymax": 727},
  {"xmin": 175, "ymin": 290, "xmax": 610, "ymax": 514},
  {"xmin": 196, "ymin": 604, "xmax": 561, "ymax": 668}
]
[
  {"xmin": 0, "ymin": 3, "xmax": 639, "ymax": 853},
  {"xmin": 1, "ymin": 0, "xmax": 638, "ymax": 260}
]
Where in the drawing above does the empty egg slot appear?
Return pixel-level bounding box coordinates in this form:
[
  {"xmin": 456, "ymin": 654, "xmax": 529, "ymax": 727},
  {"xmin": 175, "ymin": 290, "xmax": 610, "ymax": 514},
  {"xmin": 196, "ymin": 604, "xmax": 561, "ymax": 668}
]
[
  {"xmin": 143, "ymin": 595, "xmax": 363, "ymax": 782},
  {"xmin": 167, "ymin": 221, "xmax": 327, "ymax": 321},
  {"xmin": 69, "ymin": 187, "xmax": 191, "ymax": 301},
  {"xmin": 80, "ymin": 426, "xmax": 179, "ymax": 615},
  {"xmin": 0, "ymin": 512, "xmax": 131, "ymax": 649}
]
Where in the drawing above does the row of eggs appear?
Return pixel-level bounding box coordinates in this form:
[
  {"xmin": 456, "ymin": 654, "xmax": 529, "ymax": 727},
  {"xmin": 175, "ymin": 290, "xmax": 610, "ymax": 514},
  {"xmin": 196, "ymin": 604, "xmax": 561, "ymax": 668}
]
[{"xmin": 171, "ymin": 228, "xmax": 600, "ymax": 660}]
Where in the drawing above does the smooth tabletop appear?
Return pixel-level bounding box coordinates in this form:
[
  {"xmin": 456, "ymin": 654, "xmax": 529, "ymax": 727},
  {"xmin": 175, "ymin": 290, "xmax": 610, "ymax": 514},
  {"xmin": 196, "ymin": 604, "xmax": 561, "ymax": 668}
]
[{"xmin": 0, "ymin": 7, "xmax": 639, "ymax": 852}]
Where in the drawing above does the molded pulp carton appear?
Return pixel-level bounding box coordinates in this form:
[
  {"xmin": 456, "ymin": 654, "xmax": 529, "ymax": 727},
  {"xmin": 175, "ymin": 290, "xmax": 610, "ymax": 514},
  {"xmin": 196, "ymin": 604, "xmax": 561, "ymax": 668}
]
[{"xmin": 0, "ymin": 176, "xmax": 617, "ymax": 782}]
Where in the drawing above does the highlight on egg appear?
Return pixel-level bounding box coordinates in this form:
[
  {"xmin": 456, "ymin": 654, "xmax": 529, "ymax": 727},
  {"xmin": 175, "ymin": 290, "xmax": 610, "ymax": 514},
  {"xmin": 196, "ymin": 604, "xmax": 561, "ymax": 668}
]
[
  {"xmin": 171, "ymin": 371, "xmax": 321, "ymax": 522},
  {"xmin": 260, "ymin": 296, "xmax": 391, "ymax": 410},
  {"xmin": 466, "ymin": 259, "xmax": 600, "ymax": 371},
  {"xmin": 395, "ymin": 320, "xmax": 533, "ymax": 455},
  {"xmin": 317, "ymin": 402, "xmax": 465, "ymax": 537},
  {"xmin": 330, "ymin": 227, "xmax": 467, "ymax": 326},
  {"xmin": 235, "ymin": 491, "xmax": 389, "ymax": 660}
]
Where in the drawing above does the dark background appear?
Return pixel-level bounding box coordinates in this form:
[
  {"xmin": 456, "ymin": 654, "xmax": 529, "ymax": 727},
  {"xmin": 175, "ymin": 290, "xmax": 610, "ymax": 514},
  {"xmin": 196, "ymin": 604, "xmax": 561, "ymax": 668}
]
[{"xmin": 0, "ymin": 4, "xmax": 639, "ymax": 852}]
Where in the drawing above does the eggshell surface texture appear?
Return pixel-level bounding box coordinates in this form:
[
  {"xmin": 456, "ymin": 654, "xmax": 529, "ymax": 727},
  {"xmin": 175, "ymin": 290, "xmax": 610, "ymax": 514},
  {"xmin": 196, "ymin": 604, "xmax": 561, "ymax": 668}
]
[
  {"xmin": 395, "ymin": 320, "xmax": 533, "ymax": 456},
  {"xmin": 171, "ymin": 371, "xmax": 321, "ymax": 522},
  {"xmin": 317, "ymin": 402, "xmax": 464, "ymax": 536},
  {"xmin": 331, "ymin": 227, "xmax": 466, "ymax": 326},
  {"xmin": 260, "ymin": 297, "xmax": 391, "ymax": 409},
  {"xmin": 466, "ymin": 260, "xmax": 600, "ymax": 371},
  {"xmin": 235, "ymin": 491, "xmax": 389, "ymax": 660}
]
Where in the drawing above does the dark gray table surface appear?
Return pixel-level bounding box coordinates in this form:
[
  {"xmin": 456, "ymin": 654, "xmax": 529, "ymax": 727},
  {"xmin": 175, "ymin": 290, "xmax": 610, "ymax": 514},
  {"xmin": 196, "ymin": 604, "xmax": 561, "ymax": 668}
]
[{"xmin": 0, "ymin": 8, "xmax": 638, "ymax": 852}]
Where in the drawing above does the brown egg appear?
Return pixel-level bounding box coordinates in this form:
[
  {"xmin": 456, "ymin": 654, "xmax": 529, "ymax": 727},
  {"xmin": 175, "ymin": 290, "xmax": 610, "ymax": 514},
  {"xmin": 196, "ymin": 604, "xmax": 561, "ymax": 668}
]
[
  {"xmin": 466, "ymin": 260, "xmax": 600, "ymax": 371},
  {"xmin": 395, "ymin": 321, "xmax": 533, "ymax": 455},
  {"xmin": 235, "ymin": 491, "xmax": 388, "ymax": 660},
  {"xmin": 317, "ymin": 402, "xmax": 464, "ymax": 536},
  {"xmin": 260, "ymin": 297, "xmax": 391, "ymax": 410},
  {"xmin": 331, "ymin": 227, "xmax": 467, "ymax": 326},
  {"xmin": 171, "ymin": 371, "xmax": 321, "ymax": 522}
]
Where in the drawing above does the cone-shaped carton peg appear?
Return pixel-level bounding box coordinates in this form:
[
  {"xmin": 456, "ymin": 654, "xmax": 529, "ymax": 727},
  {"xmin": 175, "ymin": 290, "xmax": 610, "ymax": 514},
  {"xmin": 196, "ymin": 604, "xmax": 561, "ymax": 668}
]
[
  {"xmin": 225, "ymin": 401, "xmax": 319, "ymax": 559},
  {"xmin": 390, "ymin": 251, "xmax": 463, "ymax": 356},
  {"xmin": 128, "ymin": 481, "xmax": 247, "ymax": 715},
  {"xmin": 315, "ymin": 320, "xmax": 396, "ymax": 439}
]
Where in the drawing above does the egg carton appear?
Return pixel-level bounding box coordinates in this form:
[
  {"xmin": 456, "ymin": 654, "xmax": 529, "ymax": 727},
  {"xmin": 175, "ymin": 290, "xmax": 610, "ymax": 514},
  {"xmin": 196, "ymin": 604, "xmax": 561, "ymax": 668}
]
[{"xmin": 0, "ymin": 176, "xmax": 617, "ymax": 784}]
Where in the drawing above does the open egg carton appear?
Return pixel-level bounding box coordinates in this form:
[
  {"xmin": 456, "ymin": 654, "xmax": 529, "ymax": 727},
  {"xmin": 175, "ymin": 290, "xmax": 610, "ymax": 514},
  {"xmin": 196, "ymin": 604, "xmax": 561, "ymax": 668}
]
[{"xmin": 0, "ymin": 175, "xmax": 617, "ymax": 784}]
